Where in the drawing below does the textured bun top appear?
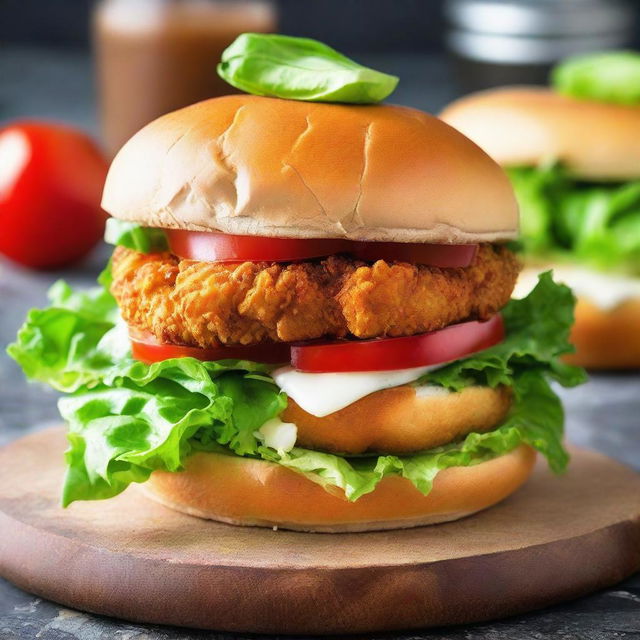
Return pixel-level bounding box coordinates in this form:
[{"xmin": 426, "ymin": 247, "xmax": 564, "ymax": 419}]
[
  {"xmin": 102, "ymin": 95, "xmax": 518, "ymax": 243},
  {"xmin": 441, "ymin": 87, "xmax": 640, "ymax": 181}
]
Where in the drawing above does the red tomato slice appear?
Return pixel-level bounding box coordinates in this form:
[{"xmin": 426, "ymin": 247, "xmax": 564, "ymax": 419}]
[
  {"xmin": 130, "ymin": 332, "xmax": 291, "ymax": 365},
  {"xmin": 167, "ymin": 229, "xmax": 477, "ymax": 268},
  {"xmin": 351, "ymin": 242, "xmax": 477, "ymax": 269},
  {"xmin": 290, "ymin": 315, "xmax": 504, "ymax": 373},
  {"xmin": 0, "ymin": 121, "xmax": 108, "ymax": 269},
  {"xmin": 167, "ymin": 229, "xmax": 351, "ymax": 263},
  {"xmin": 130, "ymin": 316, "xmax": 503, "ymax": 372}
]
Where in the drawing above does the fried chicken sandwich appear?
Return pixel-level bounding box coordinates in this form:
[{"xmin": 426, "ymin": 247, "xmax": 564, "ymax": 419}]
[{"xmin": 9, "ymin": 34, "xmax": 584, "ymax": 531}]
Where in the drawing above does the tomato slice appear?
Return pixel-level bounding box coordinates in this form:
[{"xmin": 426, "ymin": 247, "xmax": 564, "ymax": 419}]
[
  {"xmin": 290, "ymin": 315, "xmax": 504, "ymax": 373},
  {"xmin": 167, "ymin": 229, "xmax": 477, "ymax": 268},
  {"xmin": 130, "ymin": 316, "xmax": 503, "ymax": 373},
  {"xmin": 130, "ymin": 332, "xmax": 291, "ymax": 365},
  {"xmin": 351, "ymin": 242, "xmax": 477, "ymax": 269},
  {"xmin": 167, "ymin": 229, "xmax": 351, "ymax": 263}
]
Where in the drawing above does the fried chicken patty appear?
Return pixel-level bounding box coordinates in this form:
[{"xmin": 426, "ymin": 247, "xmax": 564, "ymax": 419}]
[{"xmin": 111, "ymin": 244, "xmax": 519, "ymax": 347}]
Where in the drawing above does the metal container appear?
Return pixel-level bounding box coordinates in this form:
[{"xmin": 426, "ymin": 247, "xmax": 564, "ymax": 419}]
[{"xmin": 445, "ymin": 0, "xmax": 636, "ymax": 91}]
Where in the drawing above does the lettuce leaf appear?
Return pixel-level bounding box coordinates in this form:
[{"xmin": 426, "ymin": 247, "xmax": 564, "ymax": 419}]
[
  {"xmin": 60, "ymin": 368, "xmax": 286, "ymax": 505},
  {"xmin": 104, "ymin": 218, "xmax": 168, "ymax": 253},
  {"xmin": 424, "ymin": 271, "xmax": 585, "ymax": 391},
  {"xmin": 7, "ymin": 274, "xmax": 120, "ymax": 391},
  {"xmin": 8, "ymin": 271, "xmax": 583, "ymax": 504},
  {"xmin": 507, "ymin": 164, "xmax": 640, "ymax": 274}
]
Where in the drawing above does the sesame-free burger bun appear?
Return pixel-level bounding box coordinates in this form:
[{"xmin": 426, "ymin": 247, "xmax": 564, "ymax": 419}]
[
  {"xmin": 102, "ymin": 94, "xmax": 518, "ymax": 244},
  {"xmin": 565, "ymin": 297, "xmax": 640, "ymax": 369},
  {"xmin": 143, "ymin": 444, "xmax": 536, "ymax": 532},
  {"xmin": 285, "ymin": 384, "xmax": 512, "ymax": 455},
  {"xmin": 440, "ymin": 87, "xmax": 640, "ymax": 181}
]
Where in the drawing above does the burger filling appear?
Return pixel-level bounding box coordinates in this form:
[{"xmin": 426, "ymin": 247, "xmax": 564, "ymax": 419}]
[
  {"xmin": 8, "ymin": 222, "xmax": 586, "ymax": 505},
  {"xmin": 508, "ymin": 164, "xmax": 640, "ymax": 306}
]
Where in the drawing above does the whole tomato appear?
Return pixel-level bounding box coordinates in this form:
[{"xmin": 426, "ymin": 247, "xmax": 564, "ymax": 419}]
[{"xmin": 0, "ymin": 121, "xmax": 109, "ymax": 269}]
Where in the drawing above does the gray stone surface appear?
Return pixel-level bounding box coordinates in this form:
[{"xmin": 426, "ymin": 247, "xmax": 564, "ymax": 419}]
[{"xmin": 1, "ymin": 46, "xmax": 639, "ymax": 639}]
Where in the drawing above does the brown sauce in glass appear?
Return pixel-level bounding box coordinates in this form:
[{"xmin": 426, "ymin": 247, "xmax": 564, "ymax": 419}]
[{"xmin": 94, "ymin": 0, "xmax": 276, "ymax": 156}]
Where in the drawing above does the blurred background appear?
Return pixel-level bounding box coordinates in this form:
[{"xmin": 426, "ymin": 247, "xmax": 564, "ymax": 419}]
[{"xmin": 2, "ymin": 0, "xmax": 639, "ymax": 155}]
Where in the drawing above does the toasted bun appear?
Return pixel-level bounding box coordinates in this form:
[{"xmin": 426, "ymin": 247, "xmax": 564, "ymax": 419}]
[
  {"xmin": 102, "ymin": 95, "xmax": 518, "ymax": 244},
  {"xmin": 284, "ymin": 385, "xmax": 511, "ymax": 455},
  {"xmin": 565, "ymin": 297, "xmax": 640, "ymax": 369},
  {"xmin": 143, "ymin": 445, "xmax": 536, "ymax": 532},
  {"xmin": 440, "ymin": 87, "xmax": 640, "ymax": 181}
]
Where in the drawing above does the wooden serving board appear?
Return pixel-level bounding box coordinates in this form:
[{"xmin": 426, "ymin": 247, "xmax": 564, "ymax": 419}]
[{"xmin": 1, "ymin": 427, "xmax": 639, "ymax": 635}]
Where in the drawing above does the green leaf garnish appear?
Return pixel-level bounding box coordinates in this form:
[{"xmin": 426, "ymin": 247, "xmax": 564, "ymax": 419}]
[
  {"xmin": 217, "ymin": 33, "xmax": 398, "ymax": 104},
  {"xmin": 552, "ymin": 51, "xmax": 640, "ymax": 105}
]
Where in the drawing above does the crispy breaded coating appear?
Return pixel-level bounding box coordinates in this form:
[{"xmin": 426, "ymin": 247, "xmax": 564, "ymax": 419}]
[{"xmin": 111, "ymin": 244, "xmax": 519, "ymax": 347}]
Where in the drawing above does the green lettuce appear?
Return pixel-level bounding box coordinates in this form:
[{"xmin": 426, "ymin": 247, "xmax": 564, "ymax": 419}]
[
  {"xmin": 104, "ymin": 218, "xmax": 168, "ymax": 253},
  {"xmin": 8, "ymin": 271, "xmax": 584, "ymax": 505},
  {"xmin": 59, "ymin": 367, "xmax": 286, "ymax": 505},
  {"xmin": 426, "ymin": 271, "xmax": 583, "ymax": 391},
  {"xmin": 8, "ymin": 270, "xmax": 119, "ymax": 391},
  {"xmin": 507, "ymin": 164, "xmax": 640, "ymax": 274}
]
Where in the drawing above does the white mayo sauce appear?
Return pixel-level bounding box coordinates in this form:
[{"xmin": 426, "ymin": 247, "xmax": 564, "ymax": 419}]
[{"xmin": 272, "ymin": 364, "xmax": 447, "ymax": 417}]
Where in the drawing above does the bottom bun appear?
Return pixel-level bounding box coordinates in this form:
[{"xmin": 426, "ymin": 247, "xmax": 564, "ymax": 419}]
[
  {"xmin": 143, "ymin": 444, "xmax": 536, "ymax": 532},
  {"xmin": 565, "ymin": 297, "xmax": 640, "ymax": 369}
]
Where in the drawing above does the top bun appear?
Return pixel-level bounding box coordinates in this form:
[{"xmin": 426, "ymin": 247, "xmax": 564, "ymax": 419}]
[
  {"xmin": 441, "ymin": 87, "xmax": 640, "ymax": 181},
  {"xmin": 102, "ymin": 95, "xmax": 517, "ymax": 244}
]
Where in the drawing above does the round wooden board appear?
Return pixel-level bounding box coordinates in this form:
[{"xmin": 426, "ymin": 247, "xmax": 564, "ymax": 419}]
[{"xmin": 1, "ymin": 427, "xmax": 639, "ymax": 635}]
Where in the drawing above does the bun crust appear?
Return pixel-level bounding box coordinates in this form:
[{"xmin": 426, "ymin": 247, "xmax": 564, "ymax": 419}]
[
  {"xmin": 565, "ymin": 297, "xmax": 640, "ymax": 369},
  {"xmin": 284, "ymin": 385, "xmax": 511, "ymax": 455},
  {"xmin": 102, "ymin": 95, "xmax": 518, "ymax": 244},
  {"xmin": 143, "ymin": 445, "xmax": 536, "ymax": 532},
  {"xmin": 440, "ymin": 87, "xmax": 640, "ymax": 180}
]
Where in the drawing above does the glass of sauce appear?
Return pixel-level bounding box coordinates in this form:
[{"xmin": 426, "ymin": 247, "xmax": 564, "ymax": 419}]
[{"xmin": 94, "ymin": 0, "xmax": 276, "ymax": 156}]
